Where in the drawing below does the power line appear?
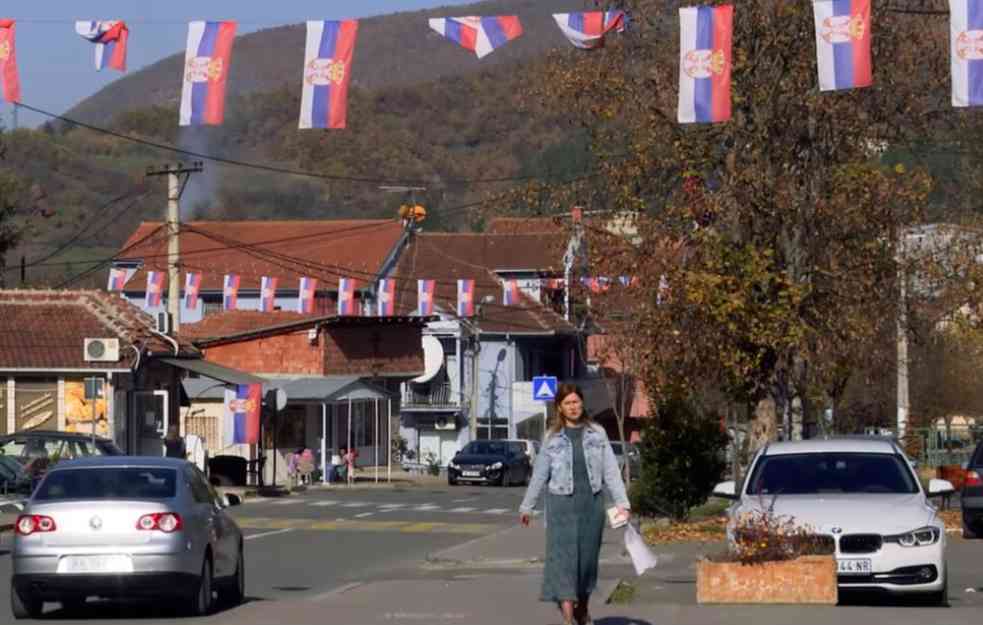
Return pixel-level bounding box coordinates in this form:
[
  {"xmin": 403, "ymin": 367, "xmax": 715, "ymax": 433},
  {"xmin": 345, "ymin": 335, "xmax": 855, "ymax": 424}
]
[{"xmin": 54, "ymin": 224, "xmax": 167, "ymax": 289}]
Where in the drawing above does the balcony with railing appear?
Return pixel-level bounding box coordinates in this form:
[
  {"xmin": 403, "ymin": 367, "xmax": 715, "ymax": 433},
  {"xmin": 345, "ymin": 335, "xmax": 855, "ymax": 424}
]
[{"xmin": 401, "ymin": 382, "xmax": 459, "ymax": 411}]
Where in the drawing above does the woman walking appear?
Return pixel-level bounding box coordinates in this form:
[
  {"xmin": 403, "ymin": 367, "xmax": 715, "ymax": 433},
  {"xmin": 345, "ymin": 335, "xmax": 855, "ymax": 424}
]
[{"xmin": 519, "ymin": 383, "xmax": 630, "ymax": 625}]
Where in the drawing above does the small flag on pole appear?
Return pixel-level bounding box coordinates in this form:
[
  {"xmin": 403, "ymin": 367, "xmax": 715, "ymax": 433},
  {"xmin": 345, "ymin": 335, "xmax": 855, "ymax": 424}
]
[
  {"xmin": 145, "ymin": 271, "xmax": 165, "ymax": 308},
  {"xmin": 417, "ymin": 279, "xmax": 435, "ymax": 316},
  {"xmin": 75, "ymin": 20, "xmax": 129, "ymax": 71},
  {"xmin": 107, "ymin": 266, "xmax": 135, "ymax": 291},
  {"xmin": 552, "ymin": 11, "xmax": 626, "ymax": 49},
  {"xmin": 429, "ymin": 16, "xmax": 523, "ymax": 58},
  {"xmin": 298, "ymin": 277, "xmax": 317, "ymax": 313},
  {"xmin": 179, "ymin": 21, "xmax": 237, "ymax": 126},
  {"xmin": 457, "ymin": 279, "xmax": 475, "ymax": 317},
  {"xmin": 260, "ymin": 276, "xmax": 278, "ymax": 312},
  {"xmin": 0, "ymin": 20, "xmax": 21, "ymax": 103},
  {"xmin": 503, "ymin": 279, "xmax": 519, "ymax": 306},
  {"xmin": 377, "ymin": 278, "xmax": 396, "ymax": 316},
  {"xmin": 338, "ymin": 278, "xmax": 356, "ymax": 316},
  {"xmin": 300, "ymin": 20, "xmax": 358, "ymax": 129},
  {"xmin": 224, "ymin": 384, "xmax": 261, "ymax": 446},
  {"xmin": 223, "ymin": 274, "xmax": 240, "ymax": 310},
  {"xmin": 184, "ymin": 272, "xmax": 202, "ymax": 310},
  {"xmin": 678, "ymin": 5, "xmax": 733, "ymax": 124},
  {"xmin": 813, "ymin": 0, "xmax": 872, "ymax": 92}
]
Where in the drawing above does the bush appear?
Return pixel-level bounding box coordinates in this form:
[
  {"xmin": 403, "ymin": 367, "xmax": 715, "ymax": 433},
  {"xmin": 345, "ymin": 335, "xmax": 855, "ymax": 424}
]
[
  {"xmin": 632, "ymin": 396, "xmax": 729, "ymax": 521},
  {"xmin": 423, "ymin": 451, "xmax": 442, "ymax": 476},
  {"xmin": 718, "ymin": 509, "xmax": 834, "ymax": 565}
]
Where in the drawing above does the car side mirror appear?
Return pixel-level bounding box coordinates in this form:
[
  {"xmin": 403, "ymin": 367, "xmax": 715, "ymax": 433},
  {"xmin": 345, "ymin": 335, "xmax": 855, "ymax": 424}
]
[
  {"xmin": 223, "ymin": 493, "xmax": 242, "ymax": 507},
  {"xmin": 927, "ymin": 479, "xmax": 956, "ymax": 497},
  {"xmin": 712, "ymin": 480, "xmax": 739, "ymax": 500}
]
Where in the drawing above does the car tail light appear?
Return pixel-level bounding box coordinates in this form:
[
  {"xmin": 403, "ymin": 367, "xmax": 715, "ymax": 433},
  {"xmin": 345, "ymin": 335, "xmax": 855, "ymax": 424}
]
[
  {"xmin": 966, "ymin": 471, "xmax": 982, "ymax": 487},
  {"xmin": 15, "ymin": 515, "xmax": 57, "ymax": 536},
  {"xmin": 136, "ymin": 513, "xmax": 183, "ymax": 533}
]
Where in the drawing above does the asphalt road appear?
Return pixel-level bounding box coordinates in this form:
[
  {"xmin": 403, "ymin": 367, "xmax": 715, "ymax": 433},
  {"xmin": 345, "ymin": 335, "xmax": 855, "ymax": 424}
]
[{"xmin": 0, "ymin": 483, "xmax": 528, "ymax": 622}]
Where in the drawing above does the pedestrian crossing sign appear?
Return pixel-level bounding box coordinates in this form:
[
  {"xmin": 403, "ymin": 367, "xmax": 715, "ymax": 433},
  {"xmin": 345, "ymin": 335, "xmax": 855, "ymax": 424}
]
[{"xmin": 532, "ymin": 376, "xmax": 558, "ymax": 401}]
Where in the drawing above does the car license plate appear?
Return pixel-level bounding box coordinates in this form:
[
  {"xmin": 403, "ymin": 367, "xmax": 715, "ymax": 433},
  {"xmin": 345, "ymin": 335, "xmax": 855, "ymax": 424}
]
[
  {"xmin": 57, "ymin": 554, "xmax": 133, "ymax": 574},
  {"xmin": 837, "ymin": 558, "xmax": 872, "ymax": 575},
  {"xmin": 462, "ymin": 471, "xmax": 481, "ymax": 477}
]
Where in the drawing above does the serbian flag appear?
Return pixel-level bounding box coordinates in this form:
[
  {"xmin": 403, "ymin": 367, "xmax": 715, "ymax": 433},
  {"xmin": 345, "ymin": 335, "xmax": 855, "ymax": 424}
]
[
  {"xmin": 428, "ymin": 16, "xmax": 523, "ymax": 59},
  {"xmin": 417, "ymin": 279, "xmax": 435, "ymax": 315},
  {"xmin": 145, "ymin": 271, "xmax": 165, "ymax": 308},
  {"xmin": 618, "ymin": 276, "xmax": 639, "ymax": 287},
  {"xmin": 298, "ymin": 276, "xmax": 317, "ymax": 313},
  {"xmin": 552, "ymin": 11, "xmax": 626, "ymax": 49},
  {"xmin": 180, "ymin": 21, "xmax": 237, "ymax": 126},
  {"xmin": 457, "ymin": 279, "xmax": 475, "ymax": 317},
  {"xmin": 75, "ymin": 20, "xmax": 129, "ymax": 71},
  {"xmin": 951, "ymin": 0, "xmax": 983, "ymax": 107},
  {"xmin": 260, "ymin": 276, "xmax": 278, "ymax": 312},
  {"xmin": 377, "ymin": 278, "xmax": 396, "ymax": 316},
  {"xmin": 223, "ymin": 274, "xmax": 240, "ymax": 310},
  {"xmin": 503, "ymin": 279, "xmax": 519, "ymax": 306},
  {"xmin": 224, "ymin": 384, "xmax": 261, "ymax": 446},
  {"xmin": 813, "ymin": 0, "xmax": 872, "ymax": 91},
  {"xmin": 299, "ymin": 20, "xmax": 358, "ymax": 129},
  {"xmin": 0, "ymin": 20, "xmax": 21, "ymax": 103},
  {"xmin": 184, "ymin": 272, "xmax": 202, "ymax": 310},
  {"xmin": 107, "ymin": 266, "xmax": 135, "ymax": 291},
  {"xmin": 678, "ymin": 5, "xmax": 732, "ymax": 124},
  {"xmin": 338, "ymin": 278, "xmax": 356, "ymax": 316}
]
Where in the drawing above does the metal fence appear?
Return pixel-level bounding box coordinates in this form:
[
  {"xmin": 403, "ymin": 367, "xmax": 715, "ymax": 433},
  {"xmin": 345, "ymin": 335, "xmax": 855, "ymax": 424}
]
[{"xmin": 906, "ymin": 425, "xmax": 982, "ymax": 468}]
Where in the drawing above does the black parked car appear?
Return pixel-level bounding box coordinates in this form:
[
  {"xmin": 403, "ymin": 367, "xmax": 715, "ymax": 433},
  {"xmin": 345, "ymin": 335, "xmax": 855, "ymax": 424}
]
[
  {"xmin": 448, "ymin": 440, "xmax": 531, "ymax": 487},
  {"xmin": 963, "ymin": 440, "xmax": 983, "ymax": 539},
  {"xmin": 0, "ymin": 430, "xmax": 123, "ymax": 487}
]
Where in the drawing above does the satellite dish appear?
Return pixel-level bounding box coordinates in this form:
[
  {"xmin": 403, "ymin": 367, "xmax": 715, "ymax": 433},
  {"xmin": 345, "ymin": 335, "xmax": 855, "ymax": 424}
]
[{"xmin": 412, "ymin": 335, "xmax": 445, "ymax": 383}]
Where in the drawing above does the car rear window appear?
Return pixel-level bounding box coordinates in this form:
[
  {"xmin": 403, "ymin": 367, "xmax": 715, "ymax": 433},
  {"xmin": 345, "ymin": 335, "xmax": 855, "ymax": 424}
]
[{"xmin": 34, "ymin": 468, "xmax": 177, "ymax": 501}]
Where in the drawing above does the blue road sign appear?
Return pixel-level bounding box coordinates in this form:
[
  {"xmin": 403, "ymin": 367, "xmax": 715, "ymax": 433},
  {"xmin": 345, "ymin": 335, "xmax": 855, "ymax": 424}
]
[{"xmin": 532, "ymin": 376, "xmax": 558, "ymax": 401}]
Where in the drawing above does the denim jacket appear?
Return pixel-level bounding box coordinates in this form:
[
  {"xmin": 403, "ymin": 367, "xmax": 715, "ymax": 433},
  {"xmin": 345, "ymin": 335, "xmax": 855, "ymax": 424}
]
[{"xmin": 519, "ymin": 423, "xmax": 630, "ymax": 515}]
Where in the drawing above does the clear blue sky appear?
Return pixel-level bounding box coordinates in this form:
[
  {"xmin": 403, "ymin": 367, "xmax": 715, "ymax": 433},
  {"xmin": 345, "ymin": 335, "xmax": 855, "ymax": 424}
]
[{"xmin": 3, "ymin": 1, "xmax": 477, "ymax": 128}]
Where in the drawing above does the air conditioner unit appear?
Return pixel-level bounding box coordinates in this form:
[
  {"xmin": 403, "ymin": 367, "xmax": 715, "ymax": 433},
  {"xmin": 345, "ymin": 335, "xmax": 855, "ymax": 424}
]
[
  {"xmin": 154, "ymin": 312, "xmax": 172, "ymax": 335},
  {"xmin": 434, "ymin": 417, "xmax": 456, "ymax": 431},
  {"xmin": 84, "ymin": 338, "xmax": 120, "ymax": 363}
]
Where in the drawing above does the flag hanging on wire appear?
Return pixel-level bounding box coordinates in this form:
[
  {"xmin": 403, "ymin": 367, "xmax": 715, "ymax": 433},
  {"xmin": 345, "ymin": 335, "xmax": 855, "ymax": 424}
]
[
  {"xmin": 552, "ymin": 11, "xmax": 626, "ymax": 49},
  {"xmin": 503, "ymin": 279, "xmax": 519, "ymax": 306},
  {"xmin": 377, "ymin": 278, "xmax": 396, "ymax": 316},
  {"xmin": 300, "ymin": 20, "xmax": 358, "ymax": 129},
  {"xmin": 0, "ymin": 20, "xmax": 21, "ymax": 103},
  {"xmin": 950, "ymin": 0, "xmax": 983, "ymax": 107},
  {"xmin": 678, "ymin": 5, "xmax": 733, "ymax": 124},
  {"xmin": 180, "ymin": 21, "xmax": 237, "ymax": 126},
  {"xmin": 75, "ymin": 20, "xmax": 129, "ymax": 71},
  {"xmin": 224, "ymin": 384, "xmax": 261, "ymax": 446},
  {"xmin": 298, "ymin": 277, "xmax": 318, "ymax": 313},
  {"xmin": 223, "ymin": 274, "xmax": 240, "ymax": 310},
  {"xmin": 338, "ymin": 278, "xmax": 356, "ymax": 316},
  {"xmin": 417, "ymin": 279, "xmax": 435, "ymax": 315},
  {"xmin": 457, "ymin": 279, "xmax": 475, "ymax": 317},
  {"xmin": 145, "ymin": 271, "xmax": 165, "ymax": 308},
  {"xmin": 184, "ymin": 272, "xmax": 202, "ymax": 310},
  {"xmin": 107, "ymin": 266, "xmax": 135, "ymax": 291},
  {"xmin": 813, "ymin": 0, "xmax": 872, "ymax": 92},
  {"xmin": 428, "ymin": 16, "xmax": 522, "ymax": 58},
  {"xmin": 260, "ymin": 276, "xmax": 278, "ymax": 312}
]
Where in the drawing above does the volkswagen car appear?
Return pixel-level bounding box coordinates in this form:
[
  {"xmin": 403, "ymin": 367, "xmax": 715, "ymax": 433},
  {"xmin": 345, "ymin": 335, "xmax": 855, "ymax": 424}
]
[
  {"xmin": 712, "ymin": 438, "xmax": 954, "ymax": 604},
  {"xmin": 11, "ymin": 456, "xmax": 244, "ymax": 619}
]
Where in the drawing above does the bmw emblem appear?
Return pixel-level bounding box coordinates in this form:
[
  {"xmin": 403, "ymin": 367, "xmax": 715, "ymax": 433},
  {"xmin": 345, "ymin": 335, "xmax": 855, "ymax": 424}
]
[
  {"xmin": 830, "ymin": 526, "xmax": 843, "ymax": 535},
  {"xmin": 89, "ymin": 516, "xmax": 103, "ymax": 530}
]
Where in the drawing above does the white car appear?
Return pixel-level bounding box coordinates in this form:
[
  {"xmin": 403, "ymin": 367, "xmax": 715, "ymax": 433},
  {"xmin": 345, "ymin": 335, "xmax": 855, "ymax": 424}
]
[{"xmin": 713, "ymin": 437, "xmax": 954, "ymax": 604}]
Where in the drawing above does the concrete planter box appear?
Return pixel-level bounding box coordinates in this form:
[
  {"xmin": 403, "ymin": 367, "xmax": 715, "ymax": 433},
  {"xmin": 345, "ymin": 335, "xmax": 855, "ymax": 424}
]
[{"xmin": 696, "ymin": 555, "xmax": 837, "ymax": 604}]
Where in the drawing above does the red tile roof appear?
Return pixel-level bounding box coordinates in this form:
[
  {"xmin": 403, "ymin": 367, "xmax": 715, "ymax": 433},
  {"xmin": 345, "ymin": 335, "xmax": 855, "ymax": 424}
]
[
  {"xmin": 0, "ymin": 290, "xmax": 198, "ymax": 369},
  {"xmin": 116, "ymin": 220, "xmax": 405, "ymax": 292},
  {"xmin": 179, "ymin": 310, "xmax": 312, "ymax": 342},
  {"xmin": 390, "ymin": 233, "xmax": 574, "ymax": 335},
  {"xmin": 486, "ymin": 217, "xmax": 568, "ymax": 235}
]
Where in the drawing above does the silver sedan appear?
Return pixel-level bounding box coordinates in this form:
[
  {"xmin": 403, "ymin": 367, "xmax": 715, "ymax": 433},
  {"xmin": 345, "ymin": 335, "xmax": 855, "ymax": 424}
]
[{"xmin": 11, "ymin": 456, "xmax": 244, "ymax": 619}]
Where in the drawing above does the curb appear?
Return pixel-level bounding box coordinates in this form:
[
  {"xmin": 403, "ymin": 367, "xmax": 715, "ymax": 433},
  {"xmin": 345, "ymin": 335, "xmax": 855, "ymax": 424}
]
[{"xmin": 602, "ymin": 577, "xmax": 627, "ymax": 604}]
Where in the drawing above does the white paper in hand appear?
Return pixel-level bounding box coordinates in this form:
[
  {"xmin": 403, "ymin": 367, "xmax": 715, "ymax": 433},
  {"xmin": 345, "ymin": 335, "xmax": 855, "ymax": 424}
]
[{"xmin": 624, "ymin": 523, "xmax": 658, "ymax": 576}]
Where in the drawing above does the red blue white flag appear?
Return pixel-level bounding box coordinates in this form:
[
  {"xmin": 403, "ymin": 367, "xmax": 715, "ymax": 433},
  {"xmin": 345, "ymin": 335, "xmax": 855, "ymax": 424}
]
[
  {"xmin": 377, "ymin": 278, "xmax": 396, "ymax": 316},
  {"xmin": 298, "ymin": 276, "xmax": 317, "ymax": 313},
  {"xmin": 503, "ymin": 279, "xmax": 519, "ymax": 306},
  {"xmin": 678, "ymin": 5, "xmax": 732, "ymax": 124},
  {"xmin": 224, "ymin": 383, "xmax": 261, "ymax": 446},
  {"xmin": 260, "ymin": 276, "xmax": 278, "ymax": 312},
  {"xmin": 107, "ymin": 266, "xmax": 135, "ymax": 291},
  {"xmin": 417, "ymin": 279, "xmax": 435, "ymax": 316},
  {"xmin": 184, "ymin": 272, "xmax": 202, "ymax": 310},
  {"xmin": 338, "ymin": 278, "xmax": 356, "ymax": 316},
  {"xmin": 618, "ymin": 276, "xmax": 639, "ymax": 287},
  {"xmin": 428, "ymin": 16, "xmax": 523, "ymax": 59},
  {"xmin": 457, "ymin": 279, "xmax": 475, "ymax": 317},
  {"xmin": 75, "ymin": 20, "xmax": 128, "ymax": 71},
  {"xmin": 145, "ymin": 271, "xmax": 165, "ymax": 308},
  {"xmin": 813, "ymin": 0, "xmax": 872, "ymax": 92},
  {"xmin": 300, "ymin": 20, "xmax": 358, "ymax": 129},
  {"xmin": 0, "ymin": 20, "xmax": 21, "ymax": 103},
  {"xmin": 180, "ymin": 21, "xmax": 237, "ymax": 126},
  {"xmin": 552, "ymin": 11, "xmax": 626, "ymax": 49},
  {"xmin": 951, "ymin": 0, "xmax": 983, "ymax": 107},
  {"xmin": 223, "ymin": 274, "xmax": 240, "ymax": 310}
]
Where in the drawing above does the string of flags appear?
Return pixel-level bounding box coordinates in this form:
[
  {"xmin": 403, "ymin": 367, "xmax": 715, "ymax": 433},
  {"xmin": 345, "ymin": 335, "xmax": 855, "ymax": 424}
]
[
  {"xmin": 74, "ymin": 20, "xmax": 129, "ymax": 72},
  {"xmin": 108, "ymin": 270, "xmax": 640, "ymax": 317}
]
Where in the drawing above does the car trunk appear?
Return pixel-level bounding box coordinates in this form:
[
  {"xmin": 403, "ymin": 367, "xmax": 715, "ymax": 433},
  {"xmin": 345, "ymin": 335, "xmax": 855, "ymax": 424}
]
[{"xmin": 28, "ymin": 500, "xmax": 177, "ymax": 548}]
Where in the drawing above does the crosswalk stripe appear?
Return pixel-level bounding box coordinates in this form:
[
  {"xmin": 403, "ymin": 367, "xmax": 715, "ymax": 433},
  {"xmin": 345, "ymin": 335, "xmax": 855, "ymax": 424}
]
[
  {"xmin": 448, "ymin": 507, "xmax": 477, "ymax": 513},
  {"xmin": 413, "ymin": 504, "xmax": 440, "ymax": 511},
  {"xmin": 273, "ymin": 499, "xmax": 305, "ymax": 506},
  {"xmin": 484, "ymin": 508, "xmax": 510, "ymax": 514},
  {"xmin": 377, "ymin": 503, "xmax": 407, "ymax": 509},
  {"xmin": 234, "ymin": 517, "xmax": 495, "ymax": 535},
  {"xmin": 310, "ymin": 500, "xmax": 340, "ymax": 507},
  {"xmin": 354, "ymin": 512, "xmax": 374, "ymax": 518},
  {"xmin": 340, "ymin": 502, "xmax": 372, "ymax": 508}
]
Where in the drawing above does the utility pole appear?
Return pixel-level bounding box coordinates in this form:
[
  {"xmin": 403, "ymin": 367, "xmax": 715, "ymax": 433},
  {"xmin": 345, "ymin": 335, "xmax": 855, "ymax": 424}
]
[
  {"xmin": 896, "ymin": 229, "xmax": 909, "ymax": 442},
  {"xmin": 146, "ymin": 162, "xmax": 203, "ymax": 333}
]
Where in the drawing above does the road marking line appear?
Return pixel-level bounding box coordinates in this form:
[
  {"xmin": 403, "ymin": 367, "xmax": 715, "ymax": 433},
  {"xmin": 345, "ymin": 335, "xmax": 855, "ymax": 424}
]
[
  {"xmin": 448, "ymin": 507, "xmax": 477, "ymax": 513},
  {"xmin": 451, "ymin": 497, "xmax": 478, "ymax": 503},
  {"xmin": 400, "ymin": 522, "xmax": 441, "ymax": 533},
  {"xmin": 354, "ymin": 512, "xmax": 374, "ymax": 518},
  {"xmin": 378, "ymin": 503, "xmax": 407, "ymax": 509},
  {"xmin": 341, "ymin": 502, "xmax": 371, "ymax": 508},
  {"xmin": 483, "ymin": 508, "xmax": 510, "ymax": 514},
  {"xmin": 245, "ymin": 528, "xmax": 295, "ymax": 541},
  {"xmin": 413, "ymin": 505, "xmax": 441, "ymax": 511},
  {"xmin": 309, "ymin": 500, "xmax": 340, "ymax": 507},
  {"xmin": 272, "ymin": 499, "xmax": 305, "ymax": 506}
]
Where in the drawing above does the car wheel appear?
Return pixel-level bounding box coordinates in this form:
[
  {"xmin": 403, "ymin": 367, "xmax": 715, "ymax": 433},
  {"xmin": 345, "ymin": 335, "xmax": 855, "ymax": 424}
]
[
  {"xmin": 963, "ymin": 523, "xmax": 978, "ymax": 539},
  {"xmin": 187, "ymin": 555, "xmax": 214, "ymax": 617},
  {"xmin": 10, "ymin": 580, "xmax": 42, "ymax": 620},
  {"xmin": 219, "ymin": 546, "xmax": 245, "ymax": 607},
  {"xmin": 448, "ymin": 476, "xmax": 457, "ymax": 486}
]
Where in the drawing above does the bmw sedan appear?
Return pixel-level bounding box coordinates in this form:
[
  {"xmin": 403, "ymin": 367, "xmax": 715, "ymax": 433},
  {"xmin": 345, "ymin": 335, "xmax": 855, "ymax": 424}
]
[
  {"xmin": 713, "ymin": 438, "xmax": 954, "ymax": 604},
  {"xmin": 447, "ymin": 440, "xmax": 531, "ymax": 486},
  {"xmin": 11, "ymin": 456, "xmax": 244, "ymax": 619}
]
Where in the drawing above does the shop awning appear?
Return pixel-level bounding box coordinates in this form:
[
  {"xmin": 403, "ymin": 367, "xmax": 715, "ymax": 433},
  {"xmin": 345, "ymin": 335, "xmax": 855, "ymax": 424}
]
[
  {"xmin": 161, "ymin": 358, "xmax": 266, "ymax": 386},
  {"xmin": 263, "ymin": 375, "xmax": 394, "ymax": 403}
]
